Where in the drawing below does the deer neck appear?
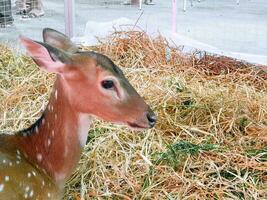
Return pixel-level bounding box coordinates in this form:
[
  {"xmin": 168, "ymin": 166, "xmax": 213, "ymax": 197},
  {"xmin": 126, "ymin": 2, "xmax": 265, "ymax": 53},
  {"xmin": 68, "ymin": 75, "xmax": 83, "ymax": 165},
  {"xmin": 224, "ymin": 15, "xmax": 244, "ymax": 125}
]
[{"xmin": 14, "ymin": 76, "xmax": 93, "ymax": 186}]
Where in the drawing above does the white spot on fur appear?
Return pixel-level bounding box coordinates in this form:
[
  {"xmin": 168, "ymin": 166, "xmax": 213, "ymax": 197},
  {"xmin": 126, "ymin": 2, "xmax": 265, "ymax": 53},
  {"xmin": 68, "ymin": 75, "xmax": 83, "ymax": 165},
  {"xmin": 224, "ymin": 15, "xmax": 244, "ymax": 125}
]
[
  {"xmin": 16, "ymin": 150, "xmax": 21, "ymax": 155},
  {"xmin": 51, "ymin": 130, "xmax": 55, "ymax": 137},
  {"xmin": 47, "ymin": 139, "xmax": 51, "ymax": 147},
  {"xmin": 35, "ymin": 126, "xmax": 39, "ymax": 134},
  {"xmin": 55, "ymin": 90, "xmax": 58, "ymax": 100},
  {"xmin": 42, "ymin": 119, "xmax": 45, "ymax": 125},
  {"xmin": 2, "ymin": 159, "xmax": 6, "ymax": 164},
  {"xmin": 37, "ymin": 154, "xmax": 43, "ymax": 162},
  {"xmin": 78, "ymin": 114, "xmax": 92, "ymax": 147},
  {"xmin": 17, "ymin": 154, "xmax": 21, "ymax": 160},
  {"xmin": 24, "ymin": 186, "xmax": 30, "ymax": 199},
  {"xmin": 25, "ymin": 186, "xmax": 30, "ymax": 192},
  {"xmin": 27, "ymin": 172, "xmax": 31, "ymax": 178},
  {"xmin": 0, "ymin": 184, "xmax": 4, "ymax": 192},
  {"xmin": 9, "ymin": 162, "xmax": 13, "ymax": 166},
  {"xmin": 63, "ymin": 148, "xmax": 68, "ymax": 158},
  {"xmin": 4, "ymin": 176, "xmax": 9, "ymax": 182},
  {"xmin": 29, "ymin": 190, "xmax": 34, "ymax": 197},
  {"xmin": 47, "ymin": 192, "xmax": 51, "ymax": 198},
  {"xmin": 32, "ymin": 171, "xmax": 36, "ymax": 176}
]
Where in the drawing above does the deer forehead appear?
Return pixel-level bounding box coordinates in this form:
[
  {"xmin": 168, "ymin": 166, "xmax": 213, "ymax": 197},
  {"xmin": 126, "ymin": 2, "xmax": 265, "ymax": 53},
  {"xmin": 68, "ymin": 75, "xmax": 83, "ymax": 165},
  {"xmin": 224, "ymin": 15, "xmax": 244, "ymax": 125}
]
[
  {"xmin": 72, "ymin": 52, "xmax": 127, "ymax": 83},
  {"xmin": 76, "ymin": 52, "xmax": 121, "ymax": 73}
]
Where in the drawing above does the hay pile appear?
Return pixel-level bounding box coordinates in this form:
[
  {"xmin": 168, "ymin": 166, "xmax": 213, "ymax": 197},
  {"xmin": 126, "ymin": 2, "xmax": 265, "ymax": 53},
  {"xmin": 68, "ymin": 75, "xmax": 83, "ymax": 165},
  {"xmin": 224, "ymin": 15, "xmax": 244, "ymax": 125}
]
[{"xmin": 0, "ymin": 31, "xmax": 267, "ymax": 199}]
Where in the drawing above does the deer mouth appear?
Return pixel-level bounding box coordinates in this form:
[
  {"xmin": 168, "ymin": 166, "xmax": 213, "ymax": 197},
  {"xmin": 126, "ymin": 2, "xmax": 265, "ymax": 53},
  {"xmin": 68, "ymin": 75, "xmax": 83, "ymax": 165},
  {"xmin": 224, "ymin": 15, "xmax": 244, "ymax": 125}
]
[{"xmin": 127, "ymin": 122, "xmax": 149, "ymax": 129}]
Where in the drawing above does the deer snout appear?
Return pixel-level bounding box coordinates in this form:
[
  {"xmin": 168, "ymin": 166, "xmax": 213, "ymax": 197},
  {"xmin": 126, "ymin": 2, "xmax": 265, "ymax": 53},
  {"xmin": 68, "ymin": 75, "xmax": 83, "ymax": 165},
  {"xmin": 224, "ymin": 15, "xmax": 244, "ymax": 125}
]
[
  {"xmin": 126, "ymin": 106, "xmax": 156, "ymax": 130},
  {"xmin": 146, "ymin": 108, "xmax": 157, "ymax": 128}
]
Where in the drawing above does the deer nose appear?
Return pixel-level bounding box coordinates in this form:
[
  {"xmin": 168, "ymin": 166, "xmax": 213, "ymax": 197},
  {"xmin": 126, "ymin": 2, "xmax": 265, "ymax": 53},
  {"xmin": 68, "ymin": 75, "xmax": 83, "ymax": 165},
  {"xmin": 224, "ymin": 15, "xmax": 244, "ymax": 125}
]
[{"xmin": 146, "ymin": 110, "xmax": 157, "ymax": 128}]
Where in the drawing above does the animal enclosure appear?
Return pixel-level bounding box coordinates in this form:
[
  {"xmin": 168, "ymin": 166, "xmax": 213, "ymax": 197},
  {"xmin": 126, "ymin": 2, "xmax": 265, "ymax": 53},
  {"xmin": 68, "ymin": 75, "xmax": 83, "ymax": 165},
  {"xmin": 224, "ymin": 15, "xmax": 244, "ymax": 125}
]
[
  {"xmin": 0, "ymin": 0, "xmax": 266, "ymax": 199},
  {"xmin": 1, "ymin": 0, "xmax": 266, "ymax": 64},
  {"xmin": 0, "ymin": 0, "xmax": 13, "ymax": 26}
]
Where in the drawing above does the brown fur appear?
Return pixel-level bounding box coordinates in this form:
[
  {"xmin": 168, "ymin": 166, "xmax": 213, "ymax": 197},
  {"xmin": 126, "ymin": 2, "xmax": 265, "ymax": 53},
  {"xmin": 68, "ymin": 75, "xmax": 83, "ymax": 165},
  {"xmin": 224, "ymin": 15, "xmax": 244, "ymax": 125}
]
[{"xmin": 0, "ymin": 28, "xmax": 156, "ymax": 199}]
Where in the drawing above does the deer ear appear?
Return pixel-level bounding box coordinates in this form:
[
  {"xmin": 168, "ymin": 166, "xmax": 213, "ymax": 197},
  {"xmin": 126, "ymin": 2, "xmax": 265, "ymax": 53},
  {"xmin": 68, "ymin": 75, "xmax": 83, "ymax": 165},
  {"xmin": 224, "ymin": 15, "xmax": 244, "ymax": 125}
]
[
  {"xmin": 20, "ymin": 36, "xmax": 72, "ymax": 74},
  {"xmin": 43, "ymin": 28, "xmax": 79, "ymax": 53}
]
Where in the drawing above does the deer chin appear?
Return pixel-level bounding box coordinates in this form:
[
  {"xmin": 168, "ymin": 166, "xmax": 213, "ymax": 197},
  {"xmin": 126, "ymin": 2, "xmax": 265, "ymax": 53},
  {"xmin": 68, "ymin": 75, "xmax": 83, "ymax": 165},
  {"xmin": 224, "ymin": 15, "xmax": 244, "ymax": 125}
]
[
  {"xmin": 90, "ymin": 115, "xmax": 150, "ymax": 130},
  {"xmin": 126, "ymin": 121, "xmax": 150, "ymax": 130}
]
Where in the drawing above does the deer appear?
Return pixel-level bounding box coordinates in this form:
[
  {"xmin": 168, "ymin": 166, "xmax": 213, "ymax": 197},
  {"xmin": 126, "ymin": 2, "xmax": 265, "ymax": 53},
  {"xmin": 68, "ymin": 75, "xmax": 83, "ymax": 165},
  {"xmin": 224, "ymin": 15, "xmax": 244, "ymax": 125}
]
[{"xmin": 0, "ymin": 28, "xmax": 156, "ymax": 199}]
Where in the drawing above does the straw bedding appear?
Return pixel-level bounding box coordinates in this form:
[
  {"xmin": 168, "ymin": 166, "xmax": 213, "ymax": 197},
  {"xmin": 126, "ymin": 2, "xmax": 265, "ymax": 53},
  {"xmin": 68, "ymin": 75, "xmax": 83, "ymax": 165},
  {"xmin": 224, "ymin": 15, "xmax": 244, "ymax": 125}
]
[{"xmin": 0, "ymin": 31, "xmax": 266, "ymax": 199}]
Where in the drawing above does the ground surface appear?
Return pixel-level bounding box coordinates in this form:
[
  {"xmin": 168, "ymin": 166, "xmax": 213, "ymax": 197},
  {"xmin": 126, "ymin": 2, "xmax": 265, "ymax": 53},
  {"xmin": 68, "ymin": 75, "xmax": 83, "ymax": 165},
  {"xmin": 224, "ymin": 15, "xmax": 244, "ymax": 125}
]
[{"xmin": 0, "ymin": 0, "xmax": 266, "ymax": 64}]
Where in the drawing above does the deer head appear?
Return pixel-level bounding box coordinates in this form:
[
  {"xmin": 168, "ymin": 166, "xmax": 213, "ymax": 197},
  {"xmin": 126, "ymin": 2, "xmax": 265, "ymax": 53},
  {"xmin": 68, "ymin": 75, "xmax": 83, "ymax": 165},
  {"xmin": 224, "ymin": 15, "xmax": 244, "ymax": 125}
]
[{"xmin": 20, "ymin": 28, "xmax": 156, "ymax": 129}]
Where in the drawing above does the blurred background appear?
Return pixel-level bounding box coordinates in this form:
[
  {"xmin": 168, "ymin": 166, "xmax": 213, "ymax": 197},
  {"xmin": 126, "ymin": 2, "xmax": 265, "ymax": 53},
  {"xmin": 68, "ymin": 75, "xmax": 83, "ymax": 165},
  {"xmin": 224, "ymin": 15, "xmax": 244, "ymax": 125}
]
[{"xmin": 0, "ymin": 0, "xmax": 266, "ymax": 64}]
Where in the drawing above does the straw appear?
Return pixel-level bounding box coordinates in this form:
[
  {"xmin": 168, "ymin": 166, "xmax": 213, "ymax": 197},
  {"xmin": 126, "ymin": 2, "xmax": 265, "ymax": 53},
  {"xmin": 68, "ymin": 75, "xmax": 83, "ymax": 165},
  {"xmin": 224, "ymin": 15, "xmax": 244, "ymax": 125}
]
[{"xmin": 0, "ymin": 31, "xmax": 266, "ymax": 199}]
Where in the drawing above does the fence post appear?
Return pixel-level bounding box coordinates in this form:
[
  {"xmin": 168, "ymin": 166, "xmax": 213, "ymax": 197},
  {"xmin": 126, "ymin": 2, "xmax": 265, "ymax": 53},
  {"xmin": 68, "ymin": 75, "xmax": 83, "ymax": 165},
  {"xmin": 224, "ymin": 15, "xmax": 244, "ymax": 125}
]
[
  {"xmin": 131, "ymin": 0, "xmax": 139, "ymax": 4},
  {"xmin": 172, "ymin": 0, "xmax": 177, "ymax": 33},
  {"xmin": 64, "ymin": 0, "xmax": 75, "ymax": 38},
  {"xmin": 183, "ymin": 0, "xmax": 187, "ymax": 12}
]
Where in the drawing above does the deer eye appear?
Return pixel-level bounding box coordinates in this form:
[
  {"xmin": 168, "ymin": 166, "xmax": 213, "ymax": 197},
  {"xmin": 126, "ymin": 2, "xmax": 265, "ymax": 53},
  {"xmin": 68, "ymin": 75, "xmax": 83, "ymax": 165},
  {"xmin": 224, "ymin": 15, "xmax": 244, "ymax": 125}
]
[{"xmin": 101, "ymin": 80, "xmax": 114, "ymax": 89}]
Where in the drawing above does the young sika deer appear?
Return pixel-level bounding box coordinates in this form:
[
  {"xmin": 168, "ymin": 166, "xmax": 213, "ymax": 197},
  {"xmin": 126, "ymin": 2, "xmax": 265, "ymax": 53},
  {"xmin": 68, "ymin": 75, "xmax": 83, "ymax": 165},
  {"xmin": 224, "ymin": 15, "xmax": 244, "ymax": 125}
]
[{"xmin": 0, "ymin": 28, "xmax": 156, "ymax": 199}]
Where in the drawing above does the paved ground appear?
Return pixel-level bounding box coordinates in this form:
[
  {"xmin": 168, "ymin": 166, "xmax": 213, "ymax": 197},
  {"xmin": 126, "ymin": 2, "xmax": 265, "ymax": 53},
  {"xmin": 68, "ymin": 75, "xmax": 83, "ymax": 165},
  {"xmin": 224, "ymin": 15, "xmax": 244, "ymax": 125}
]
[{"xmin": 0, "ymin": 0, "xmax": 266, "ymax": 64}]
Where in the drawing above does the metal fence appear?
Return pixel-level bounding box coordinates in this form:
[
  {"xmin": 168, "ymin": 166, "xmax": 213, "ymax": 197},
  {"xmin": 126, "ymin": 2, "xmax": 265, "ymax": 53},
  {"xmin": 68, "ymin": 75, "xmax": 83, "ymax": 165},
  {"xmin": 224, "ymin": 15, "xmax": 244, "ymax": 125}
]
[
  {"xmin": 0, "ymin": 0, "xmax": 64, "ymax": 42},
  {"xmin": 0, "ymin": 0, "xmax": 142, "ymax": 42},
  {"xmin": 0, "ymin": 0, "xmax": 13, "ymax": 27}
]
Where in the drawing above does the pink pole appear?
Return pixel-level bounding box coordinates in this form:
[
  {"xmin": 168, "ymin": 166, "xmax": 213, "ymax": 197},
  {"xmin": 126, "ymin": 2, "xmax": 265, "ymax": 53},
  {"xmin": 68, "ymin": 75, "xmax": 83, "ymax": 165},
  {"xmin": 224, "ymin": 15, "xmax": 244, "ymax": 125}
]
[
  {"xmin": 64, "ymin": 0, "xmax": 75, "ymax": 38},
  {"xmin": 172, "ymin": 0, "xmax": 177, "ymax": 33},
  {"xmin": 131, "ymin": 0, "xmax": 139, "ymax": 5}
]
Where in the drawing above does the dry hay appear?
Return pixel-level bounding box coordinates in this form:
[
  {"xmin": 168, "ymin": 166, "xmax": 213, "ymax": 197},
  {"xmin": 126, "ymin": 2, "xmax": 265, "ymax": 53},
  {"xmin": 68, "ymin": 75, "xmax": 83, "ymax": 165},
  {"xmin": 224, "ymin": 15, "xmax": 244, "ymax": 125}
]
[{"xmin": 0, "ymin": 31, "xmax": 267, "ymax": 199}]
